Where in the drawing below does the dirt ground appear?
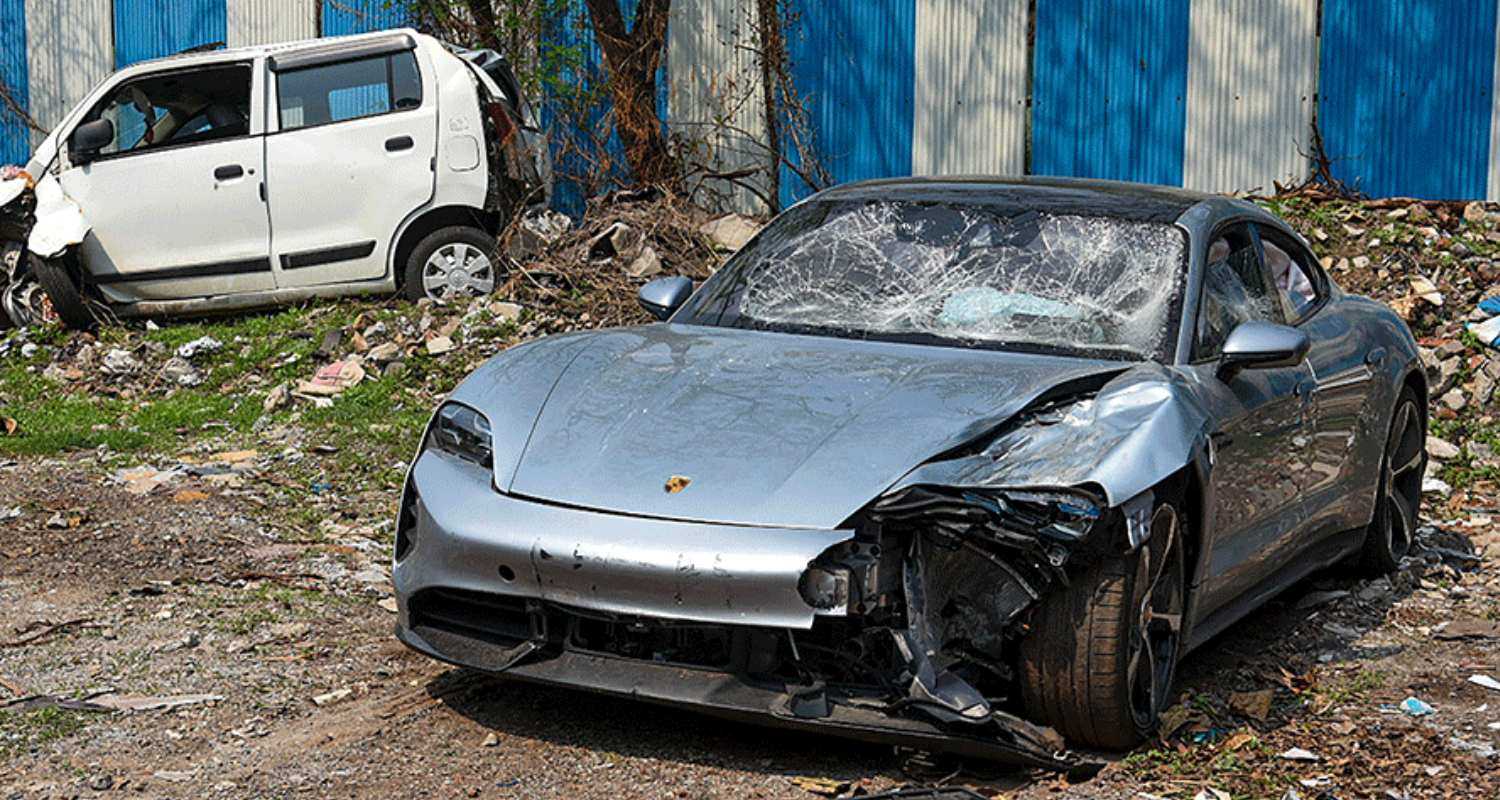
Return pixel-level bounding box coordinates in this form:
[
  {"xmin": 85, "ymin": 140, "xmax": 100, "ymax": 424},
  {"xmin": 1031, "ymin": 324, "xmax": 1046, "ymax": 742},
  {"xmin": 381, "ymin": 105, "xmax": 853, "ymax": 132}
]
[{"xmin": 2, "ymin": 449, "xmax": 1498, "ymax": 800}]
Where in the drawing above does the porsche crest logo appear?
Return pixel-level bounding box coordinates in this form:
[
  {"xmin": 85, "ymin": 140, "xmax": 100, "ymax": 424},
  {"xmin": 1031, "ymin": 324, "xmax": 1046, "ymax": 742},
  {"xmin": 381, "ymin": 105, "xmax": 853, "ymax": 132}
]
[{"xmin": 664, "ymin": 475, "xmax": 692, "ymax": 494}]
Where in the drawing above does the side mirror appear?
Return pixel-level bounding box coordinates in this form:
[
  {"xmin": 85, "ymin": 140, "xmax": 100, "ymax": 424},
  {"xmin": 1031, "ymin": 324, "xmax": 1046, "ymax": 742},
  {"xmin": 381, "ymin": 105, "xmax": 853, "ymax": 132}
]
[
  {"xmin": 1217, "ymin": 320, "xmax": 1310, "ymax": 378},
  {"xmin": 70, "ymin": 119, "xmax": 114, "ymax": 162},
  {"xmin": 637, "ymin": 276, "xmax": 693, "ymax": 321}
]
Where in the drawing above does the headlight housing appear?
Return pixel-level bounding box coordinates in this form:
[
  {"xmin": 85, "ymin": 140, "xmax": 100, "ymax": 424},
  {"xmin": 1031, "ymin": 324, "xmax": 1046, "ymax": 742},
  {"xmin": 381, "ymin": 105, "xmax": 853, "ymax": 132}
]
[{"xmin": 425, "ymin": 402, "xmax": 493, "ymax": 468}]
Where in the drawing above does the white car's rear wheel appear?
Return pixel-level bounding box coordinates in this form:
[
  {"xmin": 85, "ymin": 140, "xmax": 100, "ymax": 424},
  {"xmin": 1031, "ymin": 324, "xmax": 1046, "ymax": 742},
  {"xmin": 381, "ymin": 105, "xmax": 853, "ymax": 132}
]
[{"xmin": 403, "ymin": 226, "xmax": 499, "ymax": 303}]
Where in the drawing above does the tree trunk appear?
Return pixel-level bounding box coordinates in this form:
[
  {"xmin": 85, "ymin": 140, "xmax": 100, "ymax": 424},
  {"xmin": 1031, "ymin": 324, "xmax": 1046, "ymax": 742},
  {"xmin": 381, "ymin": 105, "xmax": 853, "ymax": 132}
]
[{"xmin": 582, "ymin": 0, "xmax": 677, "ymax": 186}]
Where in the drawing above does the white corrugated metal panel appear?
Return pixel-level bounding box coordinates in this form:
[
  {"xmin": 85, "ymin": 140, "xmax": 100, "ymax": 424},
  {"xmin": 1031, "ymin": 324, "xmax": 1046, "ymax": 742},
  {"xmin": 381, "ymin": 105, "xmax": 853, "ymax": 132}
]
[
  {"xmin": 1184, "ymin": 0, "xmax": 1317, "ymax": 194},
  {"xmin": 912, "ymin": 0, "xmax": 1027, "ymax": 177},
  {"xmin": 24, "ymin": 0, "xmax": 112, "ymax": 146},
  {"xmin": 667, "ymin": 0, "xmax": 768, "ymax": 214},
  {"xmin": 228, "ymin": 0, "xmax": 317, "ymax": 48},
  {"xmin": 1490, "ymin": 6, "xmax": 1500, "ymax": 200}
]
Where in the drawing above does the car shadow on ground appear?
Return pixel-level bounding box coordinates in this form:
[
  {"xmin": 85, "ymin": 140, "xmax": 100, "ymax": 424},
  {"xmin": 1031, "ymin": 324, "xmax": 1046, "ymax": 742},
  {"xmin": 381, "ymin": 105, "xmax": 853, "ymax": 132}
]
[{"xmin": 424, "ymin": 523, "xmax": 1475, "ymax": 790}]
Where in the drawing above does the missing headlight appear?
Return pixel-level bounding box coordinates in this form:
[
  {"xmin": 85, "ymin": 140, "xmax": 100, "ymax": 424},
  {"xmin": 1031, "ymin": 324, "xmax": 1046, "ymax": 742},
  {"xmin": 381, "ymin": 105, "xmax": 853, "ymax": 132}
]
[{"xmin": 426, "ymin": 402, "xmax": 493, "ymax": 468}]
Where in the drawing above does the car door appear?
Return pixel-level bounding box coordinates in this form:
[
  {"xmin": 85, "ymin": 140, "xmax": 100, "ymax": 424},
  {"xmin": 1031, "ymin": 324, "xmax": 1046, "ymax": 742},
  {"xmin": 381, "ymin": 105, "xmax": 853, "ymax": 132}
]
[
  {"xmin": 57, "ymin": 60, "xmax": 273, "ymax": 300},
  {"xmin": 264, "ymin": 37, "xmax": 436, "ymax": 289},
  {"xmin": 1193, "ymin": 222, "xmax": 1316, "ymax": 618},
  {"xmin": 1257, "ymin": 225, "xmax": 1372, "ymax": 540}
]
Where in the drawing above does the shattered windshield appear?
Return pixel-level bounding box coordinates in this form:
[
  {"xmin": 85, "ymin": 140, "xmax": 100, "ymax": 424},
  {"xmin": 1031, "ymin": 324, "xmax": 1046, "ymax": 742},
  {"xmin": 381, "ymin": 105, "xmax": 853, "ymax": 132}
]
[{"xmin": 677, "ymin": 199, "xmax": 1188, "ymax": 361}]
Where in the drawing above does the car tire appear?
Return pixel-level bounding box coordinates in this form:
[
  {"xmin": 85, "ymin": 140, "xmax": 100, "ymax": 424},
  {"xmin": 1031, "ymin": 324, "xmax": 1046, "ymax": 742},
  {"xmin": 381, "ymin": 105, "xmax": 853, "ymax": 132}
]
[
  {"xmin": 1018, "ymin": 499, "xmax": 1185, "ymax": 750},
  {"xmin": 31, "ymin": 253, "xmax": 98, "ymax": 331},
  {"xmin": 1359, "ymin": 386, "xmax": 1424, "ymax": 574},
  {"xmin": 401, "ymin": 226, "xmax": 500, "ymax": 303}
]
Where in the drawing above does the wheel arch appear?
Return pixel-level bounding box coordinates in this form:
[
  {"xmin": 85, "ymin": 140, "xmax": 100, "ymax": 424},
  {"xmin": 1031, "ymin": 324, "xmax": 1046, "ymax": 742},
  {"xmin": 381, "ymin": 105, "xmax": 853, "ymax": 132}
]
[{"xmin": 390, "ymin": 205, "xmax": 499, "ymax": 290}]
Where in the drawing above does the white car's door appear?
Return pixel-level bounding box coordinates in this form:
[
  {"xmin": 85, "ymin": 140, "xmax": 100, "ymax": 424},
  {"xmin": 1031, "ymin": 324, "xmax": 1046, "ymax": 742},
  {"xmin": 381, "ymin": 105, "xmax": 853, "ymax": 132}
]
[
  {"xmin": 58, "ymin": 60, "xmax": 274, "ymax": 300},
  {"xmin": 264, "ymin": 37, "xmax": 437, "ymax": 289}
]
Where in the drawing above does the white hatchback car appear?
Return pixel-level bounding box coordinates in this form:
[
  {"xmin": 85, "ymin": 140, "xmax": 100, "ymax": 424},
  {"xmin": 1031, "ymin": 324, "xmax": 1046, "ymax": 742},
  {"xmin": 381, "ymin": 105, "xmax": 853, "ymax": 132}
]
[{"xmin": 1, "ymin": 29, "xmax": 548, "ymax": 328}]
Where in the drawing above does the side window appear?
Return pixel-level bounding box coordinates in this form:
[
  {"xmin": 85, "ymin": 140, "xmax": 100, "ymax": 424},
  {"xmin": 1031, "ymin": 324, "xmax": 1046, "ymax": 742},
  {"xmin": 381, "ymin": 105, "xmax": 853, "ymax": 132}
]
[
  {"xmin": 85, "ymin": 64, "xmax": 252, "ymax": 157},
  {"xmin": 276, "ymin": 51, "xmax": 422, "ymax": 131},
  {"xmin": 1257, "ymin": 228, "xmax": 1323, "ymax": 322},
  {"xmin": 1195, "ymin": 224, "xmax": 1284, "ymax": 360}
]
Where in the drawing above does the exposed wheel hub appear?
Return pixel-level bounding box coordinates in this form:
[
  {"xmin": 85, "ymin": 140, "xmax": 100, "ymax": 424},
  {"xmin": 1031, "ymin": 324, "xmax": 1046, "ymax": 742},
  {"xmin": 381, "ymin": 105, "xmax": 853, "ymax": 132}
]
[{"xmin": 422, "ymin": 242, "xmax": 495, "ymax": 302}]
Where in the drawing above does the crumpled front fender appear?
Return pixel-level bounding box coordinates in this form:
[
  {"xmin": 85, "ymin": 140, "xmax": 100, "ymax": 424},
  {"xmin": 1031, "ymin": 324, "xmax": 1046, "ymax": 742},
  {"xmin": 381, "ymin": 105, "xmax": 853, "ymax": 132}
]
[{"xmin": 889, "ymin": 363, "xmax": 1212, "ymax": 508}]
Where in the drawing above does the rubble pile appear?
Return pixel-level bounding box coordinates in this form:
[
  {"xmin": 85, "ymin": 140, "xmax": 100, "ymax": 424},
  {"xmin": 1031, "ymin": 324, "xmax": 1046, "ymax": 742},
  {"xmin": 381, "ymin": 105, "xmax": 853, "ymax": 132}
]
[
  {"xmin": 1274, "ymin": 195, "xmax": 1500, "ymax": 498},
  {"xmin": 498, "ymin": 190, "xmax": 745, "ymax": 332}
]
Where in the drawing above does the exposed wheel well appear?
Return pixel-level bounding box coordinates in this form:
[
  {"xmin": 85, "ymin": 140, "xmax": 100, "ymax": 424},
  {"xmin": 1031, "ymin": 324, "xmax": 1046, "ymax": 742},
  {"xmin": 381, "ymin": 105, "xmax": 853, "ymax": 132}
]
[
  {"xmin": 391, "ymin": 206, "xmax": 499, "ymax": 288},
  {"xmin": 1401, "ymin": 366, "xmax": 1428, "ymax": 429}
]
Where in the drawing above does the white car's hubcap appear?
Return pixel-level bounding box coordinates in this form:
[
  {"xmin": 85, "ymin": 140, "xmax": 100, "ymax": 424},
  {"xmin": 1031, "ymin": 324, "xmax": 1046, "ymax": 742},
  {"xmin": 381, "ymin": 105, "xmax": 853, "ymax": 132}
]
[{"xmin": 422, "ymin": 243, "xmax": 495, "ymax": 301}]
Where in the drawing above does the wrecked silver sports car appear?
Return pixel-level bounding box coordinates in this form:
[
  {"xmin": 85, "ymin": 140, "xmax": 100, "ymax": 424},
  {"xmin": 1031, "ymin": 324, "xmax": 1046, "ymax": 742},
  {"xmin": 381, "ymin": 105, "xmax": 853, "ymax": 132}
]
[{"xmin": 395, "ymin": 178, "xmax": 1425, "ymax": 769}]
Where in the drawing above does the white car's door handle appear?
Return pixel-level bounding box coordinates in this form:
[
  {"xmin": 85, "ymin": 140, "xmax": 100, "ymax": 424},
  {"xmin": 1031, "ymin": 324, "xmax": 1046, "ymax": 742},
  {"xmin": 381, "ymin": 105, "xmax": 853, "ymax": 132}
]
[
  {"xmin": 385, "ymin": 136, "xmax": 414, "ymax": 153},
  {"xmin": 214, "ymin": 164, "xmax": 244, "ymax": 181}
]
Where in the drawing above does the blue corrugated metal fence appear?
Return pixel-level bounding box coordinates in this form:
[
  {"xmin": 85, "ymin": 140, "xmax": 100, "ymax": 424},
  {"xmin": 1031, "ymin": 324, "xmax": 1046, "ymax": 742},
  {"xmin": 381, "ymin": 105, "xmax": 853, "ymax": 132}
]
[
  {"xmin": 1032, "ymin": 0, "xmax": 1190, "ymax": 185},
  {"xmin": 782, "ymin": 0, "xmax": 916, "ymax": 207},
  {"xmin": 113, "ymin": 0, "xmax": 229, "ymax": 68},
  {"xmin": 1319, "ymin": 0, "xmax": 1497, "ymax": 199},
  {"xmin": 6, "ymin": 0, "xmax": 1500, "ymax": 202},
  {"xmin": 0, "ymin": 0, "xmax": 28, "ymax": 166}
]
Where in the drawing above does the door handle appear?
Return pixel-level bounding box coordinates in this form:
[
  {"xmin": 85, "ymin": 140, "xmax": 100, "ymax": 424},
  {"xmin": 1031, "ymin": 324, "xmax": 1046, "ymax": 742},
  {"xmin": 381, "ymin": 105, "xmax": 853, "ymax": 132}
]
[
  {"xmin": 385, "ymin": 136, "xmax": 414, "ymax": 152},
  {"xmin": 214, "ymin": 164, "xmax": 244, "ymax": 181}
]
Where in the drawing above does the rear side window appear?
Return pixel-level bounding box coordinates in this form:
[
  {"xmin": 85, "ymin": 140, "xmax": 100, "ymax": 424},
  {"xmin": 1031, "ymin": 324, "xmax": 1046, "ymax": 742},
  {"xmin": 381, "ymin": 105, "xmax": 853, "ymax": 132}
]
[{"xmin": 276, "ymin": 51, "xmax": 422, "ymax": 131}]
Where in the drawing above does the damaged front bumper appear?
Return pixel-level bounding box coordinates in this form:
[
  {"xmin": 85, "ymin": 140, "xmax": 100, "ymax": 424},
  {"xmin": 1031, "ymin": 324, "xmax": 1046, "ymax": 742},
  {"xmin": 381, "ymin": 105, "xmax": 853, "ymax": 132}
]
[{"xmin": 394, "ymin": 451, "xmax": 1084, "ymax": 770}]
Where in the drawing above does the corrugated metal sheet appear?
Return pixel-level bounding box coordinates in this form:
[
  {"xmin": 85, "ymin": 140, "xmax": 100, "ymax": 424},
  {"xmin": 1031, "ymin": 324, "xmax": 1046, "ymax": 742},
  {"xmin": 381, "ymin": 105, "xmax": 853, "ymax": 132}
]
[
  {"xmin": 1032, "ymin": 0, "xmax": 1190, "ymax": 185},
  {"xmin": 23, "ymin": 0, "xmax": 113, "ymax": 146},
  {"xmin": 783, "ymin": 0, "xmax": 915, "ymax": 207},
  {"xmin": 228, "ymin": 0, "xmax": 317, "ymax": 47},
  {"xmin": 321, "ymin": 0, "xmax": 410, "ymax": 37},
  {"xmin": 1183, "ymin": 0, "xmax": 1316, "ymax": 194},
  {"xmin": 667, "ymin": 0, "xmax": 768, "ymax": 213},
  {"xmin": 1320, "ymin": 0, "xmax": 1497, "ymax": 200},
  {"xmin": 1492, "ymin": 9, "xmax": 1500, "ymax": 201},
  {"xmin": 0, "ymin": 0, "xmax": 29, "ymax": 165},
  {"xmin": 113, "ymin": 0, "xmax": 229, "ymax": 68},
  {"xmin": 912, "ymin": 0, "xmax": 1027, "ymax": 177}
]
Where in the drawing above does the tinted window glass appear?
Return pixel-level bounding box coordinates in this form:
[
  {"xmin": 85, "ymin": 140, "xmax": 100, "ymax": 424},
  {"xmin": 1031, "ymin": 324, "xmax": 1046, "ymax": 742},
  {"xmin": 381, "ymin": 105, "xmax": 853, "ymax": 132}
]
[
  {"xmin": 87, "ymin": 64, "xmax": 251, "ymax": 156},
  {"xmin": 1196, "ymin": 224, "xmax": 1283, "ymax": 359},
  {"xmin": 277, "ymin": 51, "xmax": 421, "ymax": 130}
]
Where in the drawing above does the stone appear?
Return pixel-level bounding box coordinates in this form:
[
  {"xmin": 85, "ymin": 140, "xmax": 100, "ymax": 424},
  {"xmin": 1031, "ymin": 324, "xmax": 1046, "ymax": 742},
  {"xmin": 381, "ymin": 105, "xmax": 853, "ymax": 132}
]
[
  {"xmin": 425, "ymin": 336, "xmax": 454, "ymax": 356},
  {"xmin": 101, "ymin": 348, "xmax": 141, "ymax": 377},
  {"xmin": 160, "ymin": 357, "xmax": 202, "ymax": 387},
  {"xmin": 699, "ymin": 214, "xmax": 762, "ymax": 252},
  {"xmin": 1440, "ymin": 389, "xmax": 1465, "ymax": 411},
  {"xmin": 1427, "ymin": 437, "xmax": 1461, "ymax": 460},
  {"xmin": 367, "ymin": 342, "xmax": 401, "ymax": 363},
  {"xmin": 1464, "ymin": 201, "xmax": 1487, "ymax": 224},
  {"xmin": 490, "ymin": 302, "xmax": 523, "ymax": 324}
]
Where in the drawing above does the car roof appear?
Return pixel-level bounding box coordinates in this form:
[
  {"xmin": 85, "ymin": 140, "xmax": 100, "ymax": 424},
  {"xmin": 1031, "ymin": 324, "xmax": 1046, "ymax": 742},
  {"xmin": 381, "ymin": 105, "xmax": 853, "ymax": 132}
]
[
  {"xmin": 814, "ymin": 176, "xmax": 1223, "ymax": 225},
  {"xmin": 118, "ymin": 28, "xmax": 427, "ymax": 71}
]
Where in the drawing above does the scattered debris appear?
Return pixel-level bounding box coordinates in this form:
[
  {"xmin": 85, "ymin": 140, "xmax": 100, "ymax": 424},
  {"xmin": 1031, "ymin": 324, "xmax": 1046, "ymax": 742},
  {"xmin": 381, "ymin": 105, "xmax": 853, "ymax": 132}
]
[
  {"xmin": 1400, "ymin": 697, "xmax": 1436, "ymax": 716},
  {"xmin": 88, "ymin": 692, "xmax": 222, "ymax": 712},
  {"xmin": 312, "ymin": 688, "xmax": 352, "ymax": 707},
  {"xmin": 175, "ymin": 335, "xmax": 222, "ymax": 360},
  {"xmin": 1278, "ymin": 747, "xmax": 1321, "ymax": 762},
  {"xmin": 1229, "ymin": 689, "xmax": 1274, "ymax": 721},
  {"xmin": 1436, "ymin": 617, "xmax": 1500, "ymax": 640},
  {"xmin": 424, "ymin": 336, "xmax": 454, "ymax": 355},
  {"xmin": 1469, "ymin": 674, "xmax": 1500, "ymax": 692},
  {"xmin": 295, "ymin": 359, "xmax": 366, "ymax": 397}
]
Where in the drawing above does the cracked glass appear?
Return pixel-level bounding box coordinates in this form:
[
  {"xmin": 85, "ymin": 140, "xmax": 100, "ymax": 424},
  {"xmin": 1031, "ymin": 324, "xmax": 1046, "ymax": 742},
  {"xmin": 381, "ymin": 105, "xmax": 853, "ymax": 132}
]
[{"xmin": 679, "ymin": 199, "xmax": 1189, "ymax": 361}]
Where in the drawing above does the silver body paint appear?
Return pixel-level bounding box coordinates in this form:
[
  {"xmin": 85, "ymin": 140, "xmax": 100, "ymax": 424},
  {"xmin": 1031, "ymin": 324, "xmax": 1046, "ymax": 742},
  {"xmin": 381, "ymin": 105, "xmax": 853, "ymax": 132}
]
[{"xmin": 395, "ymin": 177, "xmax": 1423, "ymax": 761}]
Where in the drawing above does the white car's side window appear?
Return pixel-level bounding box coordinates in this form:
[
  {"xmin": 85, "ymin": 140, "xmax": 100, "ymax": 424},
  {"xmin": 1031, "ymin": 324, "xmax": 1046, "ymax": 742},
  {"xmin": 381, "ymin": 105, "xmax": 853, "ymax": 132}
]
[
  {"xmin": 276, "ymin": 51, "xmax": 422, "ymax": 132},
  {"xmin": 86, "ymin": 64, "xmax": 253, "ymax": 158}
]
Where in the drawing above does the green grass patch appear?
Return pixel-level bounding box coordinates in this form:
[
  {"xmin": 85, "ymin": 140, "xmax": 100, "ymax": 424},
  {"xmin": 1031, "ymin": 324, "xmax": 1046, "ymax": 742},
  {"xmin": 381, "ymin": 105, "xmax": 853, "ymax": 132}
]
[{"xmin": 0, "ymin": 706, "xmax": 90, "ymax": 759}]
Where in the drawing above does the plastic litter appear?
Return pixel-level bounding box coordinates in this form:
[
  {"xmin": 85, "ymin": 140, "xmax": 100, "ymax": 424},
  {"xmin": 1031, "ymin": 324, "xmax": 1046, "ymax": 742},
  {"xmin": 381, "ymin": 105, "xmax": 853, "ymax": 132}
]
[
  {"xmin": 1399, "ymin": 696, "xmax": 1435, "ymax": 716},
  {"xmin": 1468, "ymin": 673, "xmax": 1500, "ymax": 692}
]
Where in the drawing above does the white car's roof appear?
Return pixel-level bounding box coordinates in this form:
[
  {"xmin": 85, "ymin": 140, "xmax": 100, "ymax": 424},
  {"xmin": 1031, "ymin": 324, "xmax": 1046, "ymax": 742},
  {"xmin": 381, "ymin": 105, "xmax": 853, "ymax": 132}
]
[{"xmin": 117, "ymin": 27, "xmax": 430, "ymax": 74}]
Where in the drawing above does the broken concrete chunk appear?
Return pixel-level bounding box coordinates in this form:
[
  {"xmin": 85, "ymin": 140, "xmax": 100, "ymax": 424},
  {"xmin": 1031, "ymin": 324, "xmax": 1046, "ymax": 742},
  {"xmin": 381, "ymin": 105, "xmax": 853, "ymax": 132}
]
[
  {"xmin": 367, "ymin": 342, "xmax": 402, "ymax": 363},
  {"xmin": 101, "ymin": 348, "xmax": 141, "ymax": 377},
  {"xmin": 425, "ymin": 336, "xmax": 454, "ymax": 355},
  {"xmin": 1464, "ymin": 201, "xmax": 1488, "ymax": 224},
  {"xmin": 311, "ymin": 688, "xmax": 352, "ymax": 706},
  {"xmin": 699, "ymin": 214, "xmax": 761, "ymax": 252},
  {"xmin": 1411, "ymin": 276, "xmax": 1443, "ymax": 307},
  {"xmin": 262, "ymin": 383, "xmax": 290, "ymax": 412},
  {"xmin": 490, "ymin": 301, "xmax": 522, "ymax": 323},
  {"xmin": 160, "ymin": 357, "xmax": 202, "ymax": 387},
  {"xmin": 626, "ymin": 246, "xmax": 662, "ymax": 279},
  {"xmin": 587, "ymin": 221, "xmax": 640, "ymax": 260},
  {"xmin": 175, "ymin": 336, "xmax": 222, "ymax": 360}
]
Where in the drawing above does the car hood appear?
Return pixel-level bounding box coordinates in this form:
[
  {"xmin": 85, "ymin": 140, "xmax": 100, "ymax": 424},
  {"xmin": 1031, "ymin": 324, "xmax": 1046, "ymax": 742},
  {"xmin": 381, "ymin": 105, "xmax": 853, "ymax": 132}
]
[{"xmin": 483, "ymin": 324, "xmax": 1122, "ymax": 529}]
